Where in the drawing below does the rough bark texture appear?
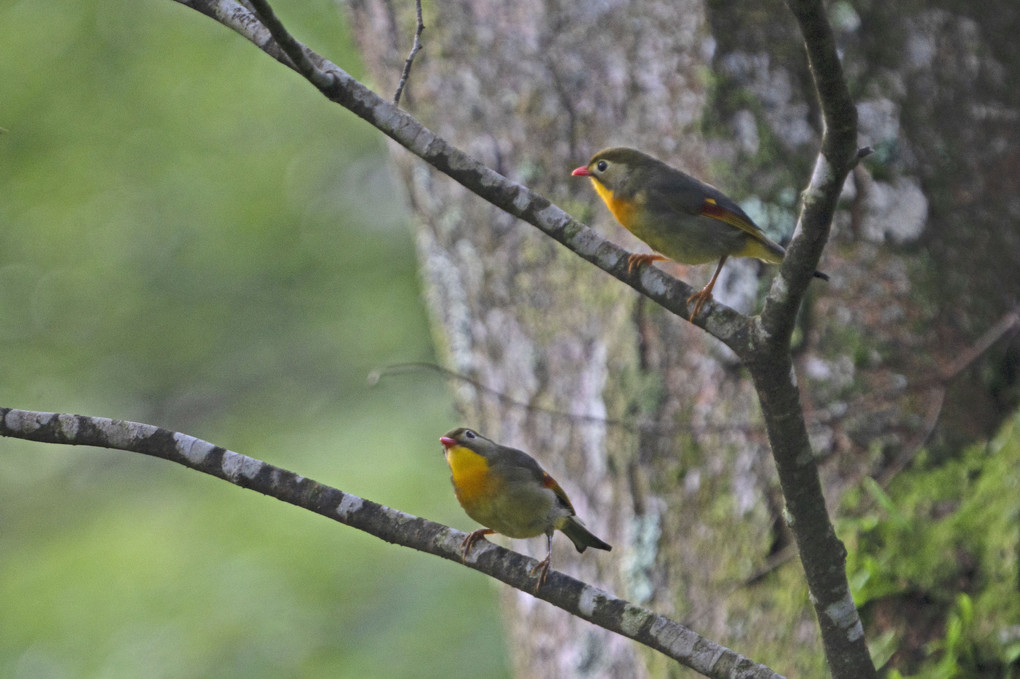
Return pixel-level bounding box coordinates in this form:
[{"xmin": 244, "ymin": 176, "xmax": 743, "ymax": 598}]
[{"xmin": 344, "ymin": 0, "xmax": 1019, "ymax": 676}]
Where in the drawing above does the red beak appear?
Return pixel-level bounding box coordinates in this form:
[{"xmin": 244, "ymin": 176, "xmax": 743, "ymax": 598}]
[
  {"xmin": 439, "ymin": 436, "xmax": 456, "ymax": 449},
  {"xmin": 571, "ymin": 165, "xmax": 592, "ymax": 177}
]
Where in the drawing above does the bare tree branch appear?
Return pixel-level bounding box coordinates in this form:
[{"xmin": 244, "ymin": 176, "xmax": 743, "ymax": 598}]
[
  {"xmin": 744, "ymin": 1, "xmax": 876, "ymax": 677},
  {"xmin": 0, "ymin": 407, "xmax": 785, "ymax": 679},
  {"xmin": 173, "ymin": 0, "xmax": 752, "ymax": 350}
]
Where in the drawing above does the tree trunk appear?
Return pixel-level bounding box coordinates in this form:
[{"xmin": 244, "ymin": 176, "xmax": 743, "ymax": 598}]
[{"xmin": 344, "ymin": 0, "xmax": 1019, "ymax": 675}]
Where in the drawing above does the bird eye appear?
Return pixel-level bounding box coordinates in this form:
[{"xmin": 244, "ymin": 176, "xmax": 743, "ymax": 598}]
[
  {"xmin": 465, "ymin": 430, "xmax": 477, "ymax": 439},
  {"xmin": 596, "ymin": 160, "xmax": 608, "ymax": 172}
]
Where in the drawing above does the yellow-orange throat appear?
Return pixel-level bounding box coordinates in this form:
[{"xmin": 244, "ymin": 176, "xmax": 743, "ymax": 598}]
[
  {"xmin": 591, "ymin": 180, "xmax": 639, "ymax": 230},
  {"xmin": 445, "ymin": 444, "xmax": 497, "ymax": 507}
]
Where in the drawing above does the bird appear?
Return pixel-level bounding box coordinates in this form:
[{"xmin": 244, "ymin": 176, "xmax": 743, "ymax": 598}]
[
  {"xmin": 439, "ymin": 427, "xmax": 611, "ymax": 589},
  {"xmin": 572, "ymin": 146, "xmax": 828, "ymax": 319}
]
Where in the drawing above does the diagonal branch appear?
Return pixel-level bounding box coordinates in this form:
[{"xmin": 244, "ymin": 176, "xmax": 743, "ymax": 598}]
[
  {"xmin": 172, "ymin": 0, "xmax": 753, "ymax": 352},
  {"xmin": 0, "ymin": 407, "xmax": 784, "ymax": 679}
]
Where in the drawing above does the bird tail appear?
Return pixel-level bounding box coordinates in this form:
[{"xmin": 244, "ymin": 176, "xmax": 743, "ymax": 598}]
[
  {"xmin": 743, "ymin": 237, "xmax": 787, "ymax": 265},
  {"xmin": 558, "ymin": 516, "xmax": 611, "ymax": 553},
  {"xmin": 753, "ymin": 236, "xmax": 829, "ymax": 280}
]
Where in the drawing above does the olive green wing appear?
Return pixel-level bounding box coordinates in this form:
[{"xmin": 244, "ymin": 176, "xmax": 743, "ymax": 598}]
[
  {"xmin": 645, "ymin": 167, "xmax": 772, "ymax": 243},
  {"xmin": 497, "ymin": 446, "xmax": 576, "ymax": 514}
]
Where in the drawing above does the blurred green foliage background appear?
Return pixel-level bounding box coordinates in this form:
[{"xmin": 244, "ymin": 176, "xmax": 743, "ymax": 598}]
[{"xmin": 0, "ymin": 1, "xmax": 509, "ymax": 677}]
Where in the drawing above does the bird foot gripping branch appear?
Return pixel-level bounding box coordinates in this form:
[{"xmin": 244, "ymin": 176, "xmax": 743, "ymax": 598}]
[
  {"xmin": 439, "ymin": 428, "xmax": 611, "ymax": 592},
  {"xmin": 572, "ymin": 147, "xmax": 827, "ymax": 320},
  {"xmin": 459, "ymin": 527, "xmax": 494, "ymax": 563}
]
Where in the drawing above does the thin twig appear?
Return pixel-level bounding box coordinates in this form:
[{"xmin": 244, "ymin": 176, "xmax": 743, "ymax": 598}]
[
  {"xmin": 876, "ymin": 387, "xmax": 946, "ymax": 487},
  {"xmin": 393, "ymin": 0, "xmax": 425, "ymax": 105},
  {"xmin": 370, "ymin": 362, "xmax": 660, "ymax": 435},
  {"xmin": 374, "ymin": 302, "xmax": 1020, "ymax": 443},
  {"xmin": 938, "ymin": 306, "xmax": 1020, "ymax": 381},
  {"xmin": 877, "ymin": 305, "xmax": 1020, "ymax": 486},
  {"xmin": 369, "ymin": 362, "xmax": 773, "ymax": 439},
  {"xmin": 812, "ymin": 306, "xmax": 1020, "ymax": 427}
]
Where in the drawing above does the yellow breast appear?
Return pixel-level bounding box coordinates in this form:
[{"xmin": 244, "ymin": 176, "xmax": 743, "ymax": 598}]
[
  {"xmin": 445, "ymin": 444, "xmax": 498, "ymax": 510},
  {"xmin": 591, "ymin": 180, "xmax": 640, "ymax": 231}
]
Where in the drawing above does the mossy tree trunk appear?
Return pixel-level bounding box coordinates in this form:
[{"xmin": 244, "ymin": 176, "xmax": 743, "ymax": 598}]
[{"xmin": 345, "ymin": 0, "xmax": 1019, "ymax": 676}]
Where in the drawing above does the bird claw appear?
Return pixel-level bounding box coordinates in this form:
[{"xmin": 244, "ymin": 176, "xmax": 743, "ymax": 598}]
[
  {"xmin": 460, "ymin": 529, "xmax": 493, "ymax": 564},
  {"xmin": 626, "ymin": 253, "xmax": 667, "ymax": 274},
  {"xmin": 529, "ymin": 556, "xmax": 551, "ymax": 592},
  {"xmin": 686, "ymin": 288, "xmax": 713, "ymax": 320}
]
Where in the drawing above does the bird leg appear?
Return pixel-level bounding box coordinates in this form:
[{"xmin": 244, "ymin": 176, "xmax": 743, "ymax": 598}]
[
  {"xmin": 627, "ymin": 252, "xmax": 667, "ymax": 274},
  {"xmin": 461, "ymin": 528, "xmax": 495, "ymax": 564},
  {"xmin": 687, "ymin": 255, "xmax": 728, "ymax": 320},
  {"xmin": 528, "ymin": 533, "xmax": 554, "ymax": 592}
]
